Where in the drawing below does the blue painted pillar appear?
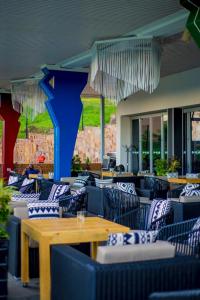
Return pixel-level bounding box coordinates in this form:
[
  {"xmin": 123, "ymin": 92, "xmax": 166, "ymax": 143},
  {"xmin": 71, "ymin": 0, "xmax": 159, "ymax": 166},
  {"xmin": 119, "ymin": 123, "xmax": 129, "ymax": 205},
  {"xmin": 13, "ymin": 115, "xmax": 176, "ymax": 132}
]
[{"xmin": 39, "ymin": 68, "xmax": 88, "ymax": 180}]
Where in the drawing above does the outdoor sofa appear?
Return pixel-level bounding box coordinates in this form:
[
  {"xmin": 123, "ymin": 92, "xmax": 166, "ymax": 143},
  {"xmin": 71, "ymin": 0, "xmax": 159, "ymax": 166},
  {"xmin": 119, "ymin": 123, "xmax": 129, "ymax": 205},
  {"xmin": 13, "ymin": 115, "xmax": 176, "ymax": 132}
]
[{"xmin": 51, "ymin": 244, "xmax": 200, "ymax": 300}]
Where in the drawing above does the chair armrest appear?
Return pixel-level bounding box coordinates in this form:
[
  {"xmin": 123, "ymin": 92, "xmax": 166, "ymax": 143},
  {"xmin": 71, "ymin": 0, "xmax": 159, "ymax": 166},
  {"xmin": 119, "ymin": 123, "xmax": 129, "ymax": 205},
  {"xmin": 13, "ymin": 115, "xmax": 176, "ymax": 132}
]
[
  {"xmin": 149, "ymin": 289, "xmax": 200, "ymax": 300},
  {"xmin": 7, "ymin": 215, "xmax": 21, "ymax": 277},
  {"xmin": 168, "ymin": 229, "xmax": 200, "ymax": 257},
  {"xmin": 157, "ymin": 218, "xmax": 198, "ymax": 240}
]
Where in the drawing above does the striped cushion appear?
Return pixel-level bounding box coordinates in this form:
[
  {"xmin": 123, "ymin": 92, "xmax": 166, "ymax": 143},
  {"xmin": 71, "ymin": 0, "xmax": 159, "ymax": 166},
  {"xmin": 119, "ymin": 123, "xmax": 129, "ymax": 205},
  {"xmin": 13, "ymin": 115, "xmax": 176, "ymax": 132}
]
[
  {"xmin": 27, "ymin": 198, "xmax": 59, "ymax": 219},
  {"xmin": 48, "ymin": 184, "xmax": 70, "ymax": 201},
  {"xmin": 12, "ymin": 193, "xmax": 40, "ymax": 202},
  {"xmin": 116, "ymin": 182, "xmax": 137, "ymax": 195},
  {"xmin": 147, "ymin": 199, "xmax": 171, "ymax": 230},
  {"xmin": 107, "ymin": 230, "xmax": 158, "ymax": 246},
  {"xmin": 8, "ymin": 175, "xmax": 18, "ymax": 185},
  {"xmin": 19, "ymin": 178, "xmax": 35, "ymax": 193},
  {"xmin": 72, "ymin": 176, "xmax": 89, "ymax": 188},
  {"xmin": 95, "ymin": 178, "xmax": 113, "ymax": 188}
]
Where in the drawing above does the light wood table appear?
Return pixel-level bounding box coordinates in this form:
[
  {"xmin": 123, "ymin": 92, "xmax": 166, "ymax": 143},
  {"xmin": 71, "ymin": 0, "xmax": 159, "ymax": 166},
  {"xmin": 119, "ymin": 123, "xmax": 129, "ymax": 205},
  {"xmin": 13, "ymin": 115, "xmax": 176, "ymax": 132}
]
[
  {"xmin": 102, "ymin": 171, "xmax": 134, "ymax": 178},
  {"xmin": 29, "ymin": 173, "xmax": 50, "ymax": 179},
  {"xmin": 168, "ymin": 177, "xmax": 200, "ymax": 184},
  {"xmin": 21, "ymin": 217, "xmax": 129, "ymax": 300}
]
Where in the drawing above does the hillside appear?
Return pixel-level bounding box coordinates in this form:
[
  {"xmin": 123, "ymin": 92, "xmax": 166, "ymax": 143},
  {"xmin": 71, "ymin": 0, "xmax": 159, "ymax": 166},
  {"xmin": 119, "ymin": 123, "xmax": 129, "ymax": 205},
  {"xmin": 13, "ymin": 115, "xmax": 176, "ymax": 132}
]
[{"xmin": 0, "ymin": 98, "xmax": 116, "ymax": 138}]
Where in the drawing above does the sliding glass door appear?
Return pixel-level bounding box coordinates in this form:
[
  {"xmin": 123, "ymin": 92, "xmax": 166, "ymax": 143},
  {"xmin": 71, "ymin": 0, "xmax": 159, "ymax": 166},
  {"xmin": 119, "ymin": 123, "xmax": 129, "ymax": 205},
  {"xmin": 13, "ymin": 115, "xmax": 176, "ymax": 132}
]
[
  {"xmin": 132, "ymin": 113, "xmax": 167, "ymax": 173},
  {"xmin": 183, "ymin": 109, "xmax": 200, "ymax": 173}
]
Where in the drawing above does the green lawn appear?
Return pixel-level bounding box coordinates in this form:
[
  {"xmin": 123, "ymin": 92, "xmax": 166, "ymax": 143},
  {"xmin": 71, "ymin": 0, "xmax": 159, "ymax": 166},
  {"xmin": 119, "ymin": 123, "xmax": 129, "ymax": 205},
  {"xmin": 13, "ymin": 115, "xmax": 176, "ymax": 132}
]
[{"xmin": 0, "ymin": 98, "xmax": 116, "ymax": 138}]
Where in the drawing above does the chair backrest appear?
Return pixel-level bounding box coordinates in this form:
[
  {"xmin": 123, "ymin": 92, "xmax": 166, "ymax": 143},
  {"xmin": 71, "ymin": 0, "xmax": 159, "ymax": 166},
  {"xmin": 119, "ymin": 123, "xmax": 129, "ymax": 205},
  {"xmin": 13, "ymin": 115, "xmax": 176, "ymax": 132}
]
[{"xmin": 103, "ymin": 188, "xmax": 140, "ymax": 221}]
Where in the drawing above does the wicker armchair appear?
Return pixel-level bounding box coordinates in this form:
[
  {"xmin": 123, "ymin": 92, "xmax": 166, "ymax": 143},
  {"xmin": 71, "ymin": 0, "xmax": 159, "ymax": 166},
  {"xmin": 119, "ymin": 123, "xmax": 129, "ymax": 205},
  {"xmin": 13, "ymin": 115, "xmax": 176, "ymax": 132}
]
[
  {"xmin": 103, "ymin": 188, "xmax": 140, "ymax": 222},
  {"xmin": 116, "ymin": 200, "xmax": 173, "ymax": 230}
]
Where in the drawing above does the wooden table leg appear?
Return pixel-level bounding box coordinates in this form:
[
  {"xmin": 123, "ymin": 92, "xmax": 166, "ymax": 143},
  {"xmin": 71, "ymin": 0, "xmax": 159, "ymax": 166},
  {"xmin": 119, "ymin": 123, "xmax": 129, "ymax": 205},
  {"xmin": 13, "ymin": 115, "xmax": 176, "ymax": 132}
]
[
  {"xmin": 91, "ymin": 241, "xmax": 99, "ymax": 260},
  {"xmin": 21, "ymin": 230, "xmax": 29, "ymax": 285},
  {"xmin": 39, "ymin": 239, "xmax": 51, "ymax": 300}
]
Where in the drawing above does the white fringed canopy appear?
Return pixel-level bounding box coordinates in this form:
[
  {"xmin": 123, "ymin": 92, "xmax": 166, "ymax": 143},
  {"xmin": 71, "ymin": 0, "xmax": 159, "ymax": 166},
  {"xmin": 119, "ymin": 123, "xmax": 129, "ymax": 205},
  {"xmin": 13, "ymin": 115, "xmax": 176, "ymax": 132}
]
[
  {"xmin": 89, "ymin": 36, "xmax": 161, "ymax": 104},
  {"xmin": 11, "ymin": 79, "xmax": 46, "ymax": 119}
]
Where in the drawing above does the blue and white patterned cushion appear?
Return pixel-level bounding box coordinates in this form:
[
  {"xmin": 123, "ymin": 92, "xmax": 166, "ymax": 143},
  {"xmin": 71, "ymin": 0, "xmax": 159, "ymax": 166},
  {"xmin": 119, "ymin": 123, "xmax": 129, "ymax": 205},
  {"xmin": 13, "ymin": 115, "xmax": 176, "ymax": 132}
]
[
  {"xmin": 8, "ymin": 175, "xmax": 18, "ymax": 185},
  {"xmin": 71, "ymin": 186, "xmax": 86, "ymax": 196},
  {"xmin": 180, "ymin": 183, "xmax": 200, "ymax": 196},
  {"xmin": 147, "ymin": 199, "xmax": 171, "ymax": 230},
  {"xmin": 19, "ymin": 178, "xmax": 35, "ymax": 193},
  {"xmin": 107, "ymin": 230, "xmax": 158, "ymax": 246},
  {"xmin": 27, "ymin": 198, "xmax": 59, "ymax": 219},
  {"xmin": 116, "ymin": 182, "xmax": 137, "ymax": 195},
  {"xmin": 188, "ymin": 217, "xmax": 200, "ymax": 246},
  {"xmin": 12, "ymin": 193, "xmax": 40, "ymax": 202},
  {"xmin": 48, "ymin": 184, "xmax": 70, "ymax": 201},
  {"xmin": 72, "ymin": 176, "xmax": 89, "ymax": 188},
  {"xmin": 95, "ymin": 178, "xmax": 113, "ymax": 188}
]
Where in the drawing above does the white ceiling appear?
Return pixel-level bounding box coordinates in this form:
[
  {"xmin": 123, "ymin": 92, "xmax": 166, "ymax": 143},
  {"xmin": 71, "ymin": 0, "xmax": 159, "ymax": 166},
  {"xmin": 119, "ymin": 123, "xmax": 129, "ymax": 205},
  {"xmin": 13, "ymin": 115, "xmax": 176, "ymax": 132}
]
[{"xmin": 0, "ymin": 0, "xmax": 186, "ymax": 89}]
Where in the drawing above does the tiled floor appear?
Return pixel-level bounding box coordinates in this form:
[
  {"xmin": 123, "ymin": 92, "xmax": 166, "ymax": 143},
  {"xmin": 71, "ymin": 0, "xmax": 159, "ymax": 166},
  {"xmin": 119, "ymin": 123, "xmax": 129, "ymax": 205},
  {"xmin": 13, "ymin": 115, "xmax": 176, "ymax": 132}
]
[{"xmin": 7, "ymin": 274, "xmax": 39, "ymax": 300}]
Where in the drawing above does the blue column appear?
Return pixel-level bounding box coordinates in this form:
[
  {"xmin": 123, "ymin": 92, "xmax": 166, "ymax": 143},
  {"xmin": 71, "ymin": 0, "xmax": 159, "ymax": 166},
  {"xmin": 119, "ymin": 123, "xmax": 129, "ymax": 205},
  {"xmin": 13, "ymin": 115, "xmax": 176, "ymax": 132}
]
[{"xmin": 39, "ymin": 68, "xmax": 88, "ymax": 180}]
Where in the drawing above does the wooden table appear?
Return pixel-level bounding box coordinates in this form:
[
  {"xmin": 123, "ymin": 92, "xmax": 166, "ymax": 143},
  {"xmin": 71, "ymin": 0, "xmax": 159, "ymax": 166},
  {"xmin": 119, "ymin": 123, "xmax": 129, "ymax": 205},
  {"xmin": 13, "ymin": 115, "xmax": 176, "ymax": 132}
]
[
  {"xmin": 102, "ymin": 171, "xmax": 133, "ymax": 178},
  {"xmin": 21, "ymin": 217, "xmax": 129, "ymax": 300},
  {"xmin": 29, "ymin": 173, "xmax": 50, "ymax": 179},
  {"xmin": 168, "ymin": 177, "xmax": 200, "ymax": 184}
]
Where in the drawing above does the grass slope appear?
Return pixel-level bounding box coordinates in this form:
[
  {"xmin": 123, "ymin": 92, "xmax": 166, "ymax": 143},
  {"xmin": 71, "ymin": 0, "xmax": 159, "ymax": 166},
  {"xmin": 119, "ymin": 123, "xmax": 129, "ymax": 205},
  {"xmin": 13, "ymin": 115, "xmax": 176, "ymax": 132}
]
[{"xmin": 0, "ymin": 98, "xmax": 116, "ymax": 138}]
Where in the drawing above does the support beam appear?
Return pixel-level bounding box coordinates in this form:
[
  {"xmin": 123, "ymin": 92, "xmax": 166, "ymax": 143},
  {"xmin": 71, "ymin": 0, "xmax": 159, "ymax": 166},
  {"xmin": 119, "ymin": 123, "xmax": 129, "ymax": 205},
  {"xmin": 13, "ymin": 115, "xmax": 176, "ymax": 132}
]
[
  {"xmin": 0, "ymin": 93, "xmax": 20, "ymax": 178},
  {"xmin": 100, "ymin": 96, "xmax": 105, "ymax": 161},
  {"xmin": 39, "ymin": 68, "xmax": 87, "ymax": 180}
]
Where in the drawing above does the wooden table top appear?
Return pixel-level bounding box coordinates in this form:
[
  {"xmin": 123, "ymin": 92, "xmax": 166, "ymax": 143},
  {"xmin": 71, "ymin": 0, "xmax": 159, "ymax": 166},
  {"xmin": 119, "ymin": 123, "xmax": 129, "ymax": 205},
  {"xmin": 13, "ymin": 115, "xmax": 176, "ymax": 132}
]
[
  {"xmin": 168, "ymin": 177, "xmax": 200, "ymax": 184},
  {"xmin": 102, "ymin": 171, "xmax": 134, "ymax": 178},
  {"xmin": 22, "ymin": 217, "xmax": 130, "ymax": 242},
  {"xmin": 29, "ymin": 173, "xmax": 50, "ymax": 179}
]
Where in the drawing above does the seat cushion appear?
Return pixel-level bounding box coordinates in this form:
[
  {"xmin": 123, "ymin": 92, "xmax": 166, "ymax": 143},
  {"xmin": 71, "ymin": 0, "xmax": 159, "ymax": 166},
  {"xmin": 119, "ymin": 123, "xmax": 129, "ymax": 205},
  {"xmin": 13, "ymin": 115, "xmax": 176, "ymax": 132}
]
[
  {"xmin": 179, "ymin": 195, "xmax": 200, "ymax": 203},
  {"xmin": 96, "ymin": 241, "xmax": 175, "ymax": 264},
  {"xmin": 95, "ymin": 178, "xmax": 113, "ymax": 188}
]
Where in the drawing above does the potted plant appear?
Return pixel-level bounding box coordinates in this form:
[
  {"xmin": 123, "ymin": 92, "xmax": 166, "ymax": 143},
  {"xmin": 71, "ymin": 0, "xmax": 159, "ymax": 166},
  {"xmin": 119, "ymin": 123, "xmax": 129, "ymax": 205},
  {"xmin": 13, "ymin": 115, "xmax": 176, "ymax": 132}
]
[
  {"xmin": 71, "ymin": 154, "xmax": 82, "ymax": 177},
  {"xmin": 167, "ymin": 158, "xmax": 181, "ymax": 178},
  {"xmin": 155, "ymin": 159, "xmax": 168, "ymax": 176},
  {"xmin": 0, "ymin": 179, "xmax": 15, "ymax": 298}
]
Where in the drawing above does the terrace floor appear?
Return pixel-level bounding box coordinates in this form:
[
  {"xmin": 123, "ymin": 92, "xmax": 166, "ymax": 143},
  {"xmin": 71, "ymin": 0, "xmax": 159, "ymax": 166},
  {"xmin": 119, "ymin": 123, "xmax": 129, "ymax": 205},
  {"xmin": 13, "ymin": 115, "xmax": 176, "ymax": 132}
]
[{"xmin": 7, "ymin": 274, "xmax": 39, "ymax": 300}]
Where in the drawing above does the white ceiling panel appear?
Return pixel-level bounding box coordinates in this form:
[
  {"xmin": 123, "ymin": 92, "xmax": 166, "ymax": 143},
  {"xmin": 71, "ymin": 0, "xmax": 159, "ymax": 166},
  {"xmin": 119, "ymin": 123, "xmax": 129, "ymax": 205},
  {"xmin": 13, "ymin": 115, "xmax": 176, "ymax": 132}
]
[{"xmin": 0, "ymin": 0, "xmax": 182, "ymax": 88}]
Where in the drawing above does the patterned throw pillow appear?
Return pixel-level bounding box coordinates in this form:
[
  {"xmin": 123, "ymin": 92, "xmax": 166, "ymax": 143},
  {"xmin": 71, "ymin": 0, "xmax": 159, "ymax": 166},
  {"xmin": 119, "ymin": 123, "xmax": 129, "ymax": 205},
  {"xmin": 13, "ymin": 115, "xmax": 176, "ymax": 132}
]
[
  {"xmin": 116, "ymin": 182, "xmax": 137, "ymax": 195},
  {"xmin": 8, "ymin": 175, "xmax": 18, "ymax": 185},
  {"xmin": 12, "ymin": 193, "xmax": 40, "ymax": 202},
  {"xmin": 19, "ymin": 178, "xmax": 35, "ymax": 194},
  {"xmin": 27, "ymin": 198, "xmax": 59, "ymax": 219},
  {"xmin": 61, "ymin": 187, "xmax": 86, "ymax": 214},
  {"xmin": 47, "ymin": 184, "xmax": 70, "ymax": 201},
  {"xmin": 72, "ymin": 176, "xmax": 89, "ymax": 188},
  {"xmin": 107, "ymin": 230, "xmax": 158, "ymax": 246},
  {"xmin": 188, "ymin": 217, "xmax": 200, "ymax": 246},
  {"xmin": 95, "ymin": 178, "xmax": 113, "ymax": 188},
  {"xmin": 147, "ymin": 199, "xmax": 171, "ymax": 230},
  {"xmin": 180, "ymin": 183, "xmax": 200, "ymax": 196}
]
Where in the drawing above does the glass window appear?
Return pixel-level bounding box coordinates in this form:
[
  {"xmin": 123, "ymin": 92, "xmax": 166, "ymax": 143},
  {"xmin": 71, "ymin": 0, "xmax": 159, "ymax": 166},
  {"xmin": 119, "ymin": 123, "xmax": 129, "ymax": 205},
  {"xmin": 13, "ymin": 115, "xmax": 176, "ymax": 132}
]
[
  {"xmin": 191, "ymin": 111, "xmax": 200, "ymax": 172},
  {"xmin": 141, "ymin": 118, "xmax": 150, "ymax": 171},
  {"xmin": 152, "ymin": 116, "xmax": 161, "ymax": 168}
]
